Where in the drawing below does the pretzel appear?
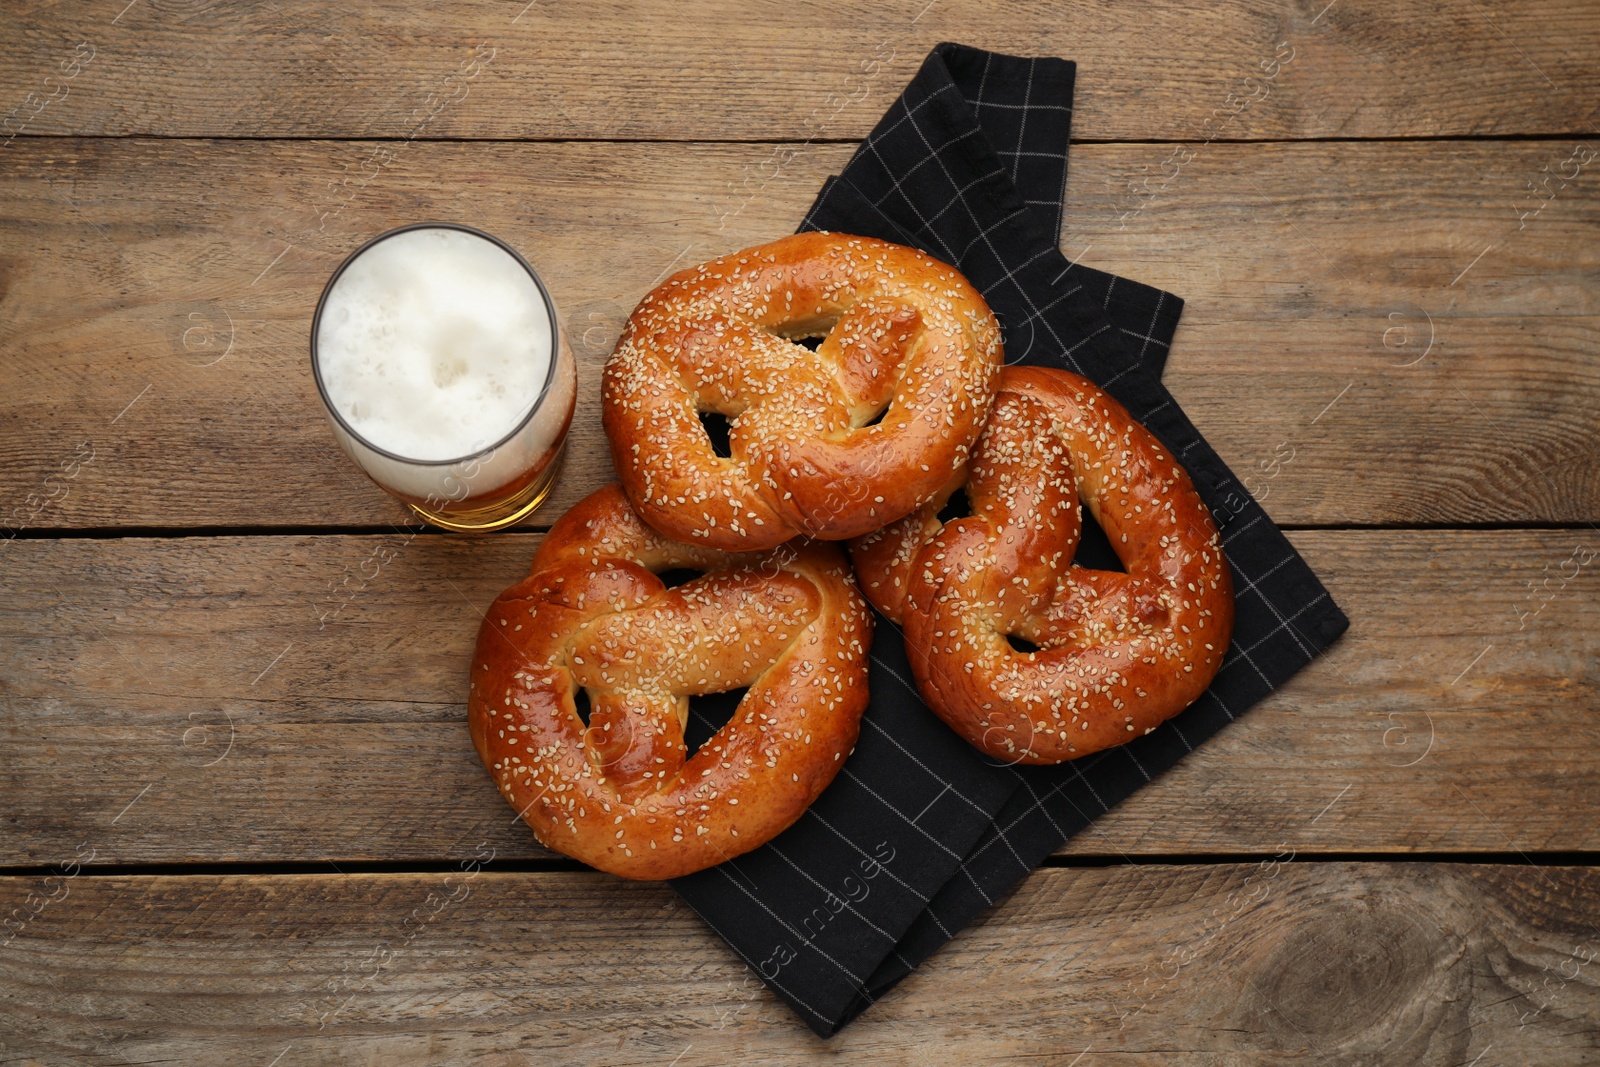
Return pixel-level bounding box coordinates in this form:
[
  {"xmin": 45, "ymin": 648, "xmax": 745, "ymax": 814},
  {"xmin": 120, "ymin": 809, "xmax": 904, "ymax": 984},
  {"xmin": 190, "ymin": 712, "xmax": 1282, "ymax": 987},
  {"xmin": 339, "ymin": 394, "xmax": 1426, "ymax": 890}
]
[
  {"xmin": 851, "ymin": 367, "xmax": 1234, "ymax": 764},
  {"xmin": 602, "ymin": 232, "xmax": 1003, "ymax": 551},
  {"xmin": 468, "ymin": 484, "xmax": 871, "ymax": 879}
]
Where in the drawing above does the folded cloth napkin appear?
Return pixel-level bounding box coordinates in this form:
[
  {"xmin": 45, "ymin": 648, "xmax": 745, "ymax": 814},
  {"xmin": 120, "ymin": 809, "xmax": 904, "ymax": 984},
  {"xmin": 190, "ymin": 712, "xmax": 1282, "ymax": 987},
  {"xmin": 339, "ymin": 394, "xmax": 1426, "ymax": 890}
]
[{"xmin": 672, "ymin": 42, "xmax": 1349, "ymax": 1038}]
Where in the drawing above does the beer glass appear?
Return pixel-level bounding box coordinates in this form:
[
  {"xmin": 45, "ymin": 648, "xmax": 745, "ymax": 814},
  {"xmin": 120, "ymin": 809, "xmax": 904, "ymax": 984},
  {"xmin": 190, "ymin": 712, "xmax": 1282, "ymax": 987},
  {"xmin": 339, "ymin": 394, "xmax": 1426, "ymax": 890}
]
[{"xmin": 311, "ymin": 223, "xmax": 576, "ymax": 532}]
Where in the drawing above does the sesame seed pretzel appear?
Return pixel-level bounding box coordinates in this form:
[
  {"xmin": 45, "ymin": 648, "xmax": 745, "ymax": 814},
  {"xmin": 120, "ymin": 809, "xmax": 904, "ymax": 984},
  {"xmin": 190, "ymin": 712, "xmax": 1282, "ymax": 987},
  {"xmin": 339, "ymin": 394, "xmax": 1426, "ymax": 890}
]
[
  {"xmin": 850, "ymin": 367, "xmax": 1234, "ymax": 764},
  {"xmin": 468, "ymin": 484, "xmax": 871, "ymax": 879},
  {"xmin": 602, "ymin": 232, "xmax": 1003, "ymax": 551}
]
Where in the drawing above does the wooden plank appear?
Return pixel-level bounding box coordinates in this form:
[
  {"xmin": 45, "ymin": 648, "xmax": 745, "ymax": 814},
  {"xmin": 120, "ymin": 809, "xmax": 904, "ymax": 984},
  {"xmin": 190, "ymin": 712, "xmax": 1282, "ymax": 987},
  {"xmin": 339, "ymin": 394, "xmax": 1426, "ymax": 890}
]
[
  {"xmin": 2, "ymin": 0, "xmax": 1596, "ymax": 142},
  {"xmin": 1, "ymin": 137, "xmax": 1596, "ymax": 530},
  {"xmin": 0, "ymin": 864, "xmax": 1595, "ymax": 1063},
  {"xmin": 2, "ymin": 529, "xmax": 1596, "ymax": 865}
]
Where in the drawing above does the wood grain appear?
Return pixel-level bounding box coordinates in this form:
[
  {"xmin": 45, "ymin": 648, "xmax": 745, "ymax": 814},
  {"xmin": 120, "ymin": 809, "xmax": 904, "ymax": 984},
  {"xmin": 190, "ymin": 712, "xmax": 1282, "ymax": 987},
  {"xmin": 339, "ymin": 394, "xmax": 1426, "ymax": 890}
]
[
  {"xmin": 2, "ymin": 528, "xmax": 1595, "ymax": 865},
  {"xmin": 0, "ymin": 137, "xmax": 1596, "ymax": 530},
  {"xmin": 3, "ymin": 0, "xmax": 1597, "ymax": 143},
  {"xmin": 0, "ymin": 864, "xmax": 1595, "ymax": 1064},
  {"xmin": 2, "ymin": 4, "xmax": 1594, "ymax": 1061}
]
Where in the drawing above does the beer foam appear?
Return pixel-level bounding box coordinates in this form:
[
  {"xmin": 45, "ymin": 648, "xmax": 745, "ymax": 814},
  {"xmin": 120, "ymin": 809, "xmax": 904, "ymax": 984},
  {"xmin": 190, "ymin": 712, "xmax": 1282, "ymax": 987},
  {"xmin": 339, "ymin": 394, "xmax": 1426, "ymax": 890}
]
[{"xmin": 316, "ymin": 227, "xmax": 553, "ymax": 462}]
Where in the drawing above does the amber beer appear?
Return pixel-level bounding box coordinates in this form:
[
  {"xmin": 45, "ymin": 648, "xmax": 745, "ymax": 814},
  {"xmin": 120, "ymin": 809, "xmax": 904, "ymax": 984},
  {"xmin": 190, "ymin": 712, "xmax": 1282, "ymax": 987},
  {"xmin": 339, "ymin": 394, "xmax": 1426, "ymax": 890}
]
[{"xmin": 311, "ymin": 224, "xmax": 576, "ymax": 532}]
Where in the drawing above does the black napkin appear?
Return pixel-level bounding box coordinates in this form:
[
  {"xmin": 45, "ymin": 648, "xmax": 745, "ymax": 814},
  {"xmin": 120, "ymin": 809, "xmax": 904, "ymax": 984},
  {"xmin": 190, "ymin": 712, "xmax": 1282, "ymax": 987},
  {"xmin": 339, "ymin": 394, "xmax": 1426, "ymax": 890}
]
[{"xmin": 672, "ymin": 43, "xmax": 1348, "ymax": 1037}]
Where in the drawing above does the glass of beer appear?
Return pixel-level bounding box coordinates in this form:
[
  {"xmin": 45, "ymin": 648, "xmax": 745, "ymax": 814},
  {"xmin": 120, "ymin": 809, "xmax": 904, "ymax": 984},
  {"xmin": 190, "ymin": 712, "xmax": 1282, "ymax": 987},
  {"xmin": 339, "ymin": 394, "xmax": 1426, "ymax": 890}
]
[{"xmin": 311, "ymin": 223, "xmax": 577, "ymax": 532}]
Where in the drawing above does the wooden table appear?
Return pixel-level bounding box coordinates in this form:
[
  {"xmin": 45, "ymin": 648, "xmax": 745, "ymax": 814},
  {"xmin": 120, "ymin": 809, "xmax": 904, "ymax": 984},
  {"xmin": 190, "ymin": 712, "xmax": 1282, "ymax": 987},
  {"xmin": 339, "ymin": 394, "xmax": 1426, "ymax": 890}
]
[{"xmin": 3, "ymin": 2, "xmax": 1598, "ymax": 1062}]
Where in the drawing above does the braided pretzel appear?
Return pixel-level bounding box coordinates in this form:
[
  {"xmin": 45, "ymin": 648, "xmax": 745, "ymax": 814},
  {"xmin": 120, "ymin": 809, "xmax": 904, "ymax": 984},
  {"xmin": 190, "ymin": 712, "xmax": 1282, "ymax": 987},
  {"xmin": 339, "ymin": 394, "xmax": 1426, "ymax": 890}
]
[
  {"xmin": 468, "ymin": 484, "xmax": 871, "ymax": 879},
  {"xmin": 602, "ymin": 232, "xmax": 1003, "ymax": 551},
  {"xmin": 851, "ymin": 367, "xmax": 1234, "ymax": 764}
]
